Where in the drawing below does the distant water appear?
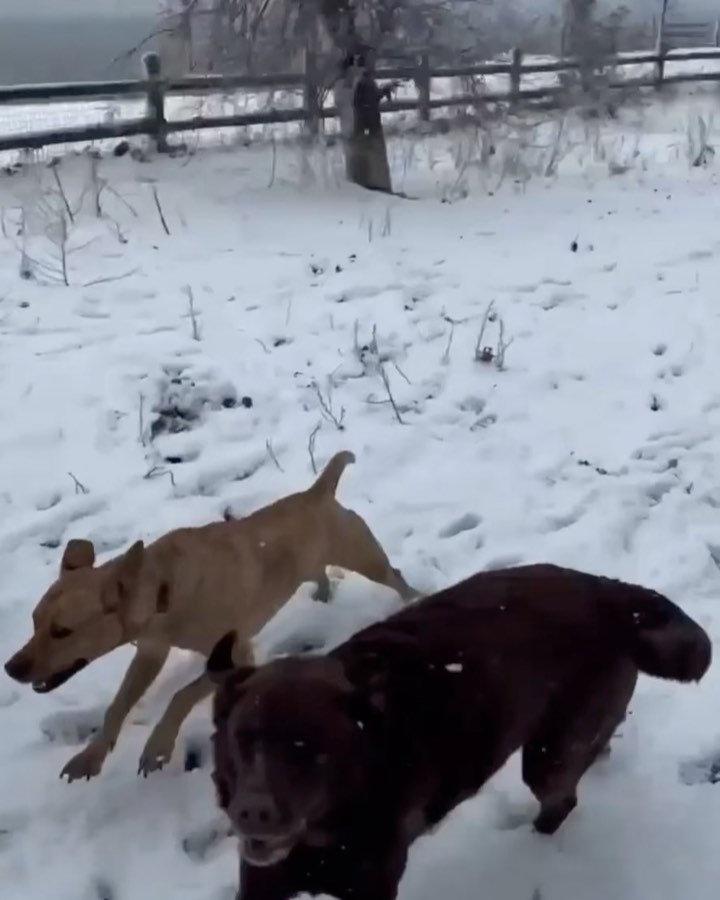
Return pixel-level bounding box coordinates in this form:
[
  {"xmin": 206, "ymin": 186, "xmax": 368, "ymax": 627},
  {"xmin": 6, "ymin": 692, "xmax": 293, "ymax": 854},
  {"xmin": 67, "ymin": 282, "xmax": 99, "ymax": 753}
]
[{"xmin": 0, "ymin": 15, "xmax": 159, "ymax": 85}]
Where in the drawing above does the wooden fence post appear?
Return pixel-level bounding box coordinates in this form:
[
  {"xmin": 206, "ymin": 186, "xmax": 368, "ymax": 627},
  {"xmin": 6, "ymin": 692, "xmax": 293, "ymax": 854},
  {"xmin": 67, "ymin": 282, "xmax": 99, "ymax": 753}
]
[
  {"xmin": 143, "ymin": 52, "xmax": 169, "ymax": 152},
  {"xmin": 654, "ymin": 0, "xmax": 669, "ymax": 88},
  {"xmin": 509, "ymin": 47, "xmax": 523, "ymax": 108},
  {"xmin": 303, "ymin": 31, "xmax": 321, "ymax": 139},
  {"xmin": 417, "ymin": 52, "xmax": 431, "ymax": 124},
  {"xmin": 714, "ymin": 18, "xmax": 720, "ymax": 47}
]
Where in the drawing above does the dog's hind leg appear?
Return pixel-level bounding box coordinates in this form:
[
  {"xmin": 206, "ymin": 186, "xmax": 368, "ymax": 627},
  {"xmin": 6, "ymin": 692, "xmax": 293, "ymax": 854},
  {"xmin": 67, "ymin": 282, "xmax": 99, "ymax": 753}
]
[
  {"xmin": 60, "ymin": 642, "xmax": 170, "ymax": 783},
  {"xmin": 521, "ymin": 660, "xmax": 637, "ymax": 834},
  {"xmin": 326, "ymin": 508, "xmax": 419, "ymax": 602}
]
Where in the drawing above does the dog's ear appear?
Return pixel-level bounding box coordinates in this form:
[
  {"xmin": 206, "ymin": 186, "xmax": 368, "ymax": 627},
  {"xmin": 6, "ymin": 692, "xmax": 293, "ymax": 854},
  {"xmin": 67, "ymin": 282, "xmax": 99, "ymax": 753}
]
[
  {"xmin": 209, "ymin": 632, "xmax": 257, "ymax": 725},
  {"xmin": 207, "ymin": 631, "xmax": 256, "ymax": 686},
  {"xmin": 102, "ymin": 541, "xmax": 145, "ymax": 614},
  {"xmin": 61, "ymin": 539, "xmax": 96, "ymax": 573},
  {"xmin": 116, "ymin": 540, "xmax": 144, "ymax": 599},
  {"xmin": 341, "ymin": 631, "xmax": 424, "ymax": 718}
]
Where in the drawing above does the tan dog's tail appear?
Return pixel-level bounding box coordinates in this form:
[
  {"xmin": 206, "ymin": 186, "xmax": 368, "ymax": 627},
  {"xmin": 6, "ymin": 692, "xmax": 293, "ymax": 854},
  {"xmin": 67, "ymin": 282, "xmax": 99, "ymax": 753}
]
[{"xmin": 309, "ymin": 451, "xmax": 356, "ymax": 497}]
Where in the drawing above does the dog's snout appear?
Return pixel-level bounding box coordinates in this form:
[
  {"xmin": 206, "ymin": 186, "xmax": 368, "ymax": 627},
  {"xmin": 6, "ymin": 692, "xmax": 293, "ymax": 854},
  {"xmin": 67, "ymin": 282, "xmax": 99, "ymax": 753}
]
[
  {"xmin": 234, "ymin": 792, "xmax": 285, "ymax": 833},
  {"xmin": 4, "ymin": 654, "xmax": 33, "ymax": 683}
]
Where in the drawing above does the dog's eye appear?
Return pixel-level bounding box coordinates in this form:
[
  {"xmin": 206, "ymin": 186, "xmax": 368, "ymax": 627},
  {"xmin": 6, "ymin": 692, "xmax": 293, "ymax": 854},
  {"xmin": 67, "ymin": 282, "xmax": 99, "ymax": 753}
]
[
  {"xmin": 50, "ymin": 624, "xmax": 73, "ymax": 639},
  {"xmin": 289, "ymin": 741, "xmax": 327, "ymax": 767}
]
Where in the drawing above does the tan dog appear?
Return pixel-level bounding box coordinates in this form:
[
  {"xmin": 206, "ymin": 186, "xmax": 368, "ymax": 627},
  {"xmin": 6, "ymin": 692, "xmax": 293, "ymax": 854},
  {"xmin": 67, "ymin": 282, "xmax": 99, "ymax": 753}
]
[{"xmin": 4, "ymin": 450, "xmax": 416, "ymax": 782}]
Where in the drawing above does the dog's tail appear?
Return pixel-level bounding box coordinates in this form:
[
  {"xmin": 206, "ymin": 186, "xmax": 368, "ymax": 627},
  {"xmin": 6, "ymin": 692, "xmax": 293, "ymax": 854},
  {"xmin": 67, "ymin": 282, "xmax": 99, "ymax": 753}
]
[
  {"xmin": 607, "ymin": 579, "xmax": 712, "ymax": 683},
  {"xmin": 309, "ymin": 450, "xmax": 356, "ymax": 497}
]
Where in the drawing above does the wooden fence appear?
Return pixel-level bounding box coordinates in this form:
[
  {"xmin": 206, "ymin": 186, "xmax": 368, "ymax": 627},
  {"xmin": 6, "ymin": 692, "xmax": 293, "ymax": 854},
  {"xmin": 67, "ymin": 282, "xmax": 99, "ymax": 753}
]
[
  {"xmin": 654, "ymin": 0, "xmax": 720, "ymax": 83},
  {"xmin": 1, "ymin": 45, "xmax": 720, "ymax": 156}
]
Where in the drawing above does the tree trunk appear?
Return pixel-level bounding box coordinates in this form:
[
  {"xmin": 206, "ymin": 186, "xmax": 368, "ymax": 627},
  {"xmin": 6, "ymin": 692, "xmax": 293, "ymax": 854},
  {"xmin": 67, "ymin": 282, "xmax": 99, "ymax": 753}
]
[{"xmin": 334, "ymin": 55, "xmax": 392, "ymax": 193}]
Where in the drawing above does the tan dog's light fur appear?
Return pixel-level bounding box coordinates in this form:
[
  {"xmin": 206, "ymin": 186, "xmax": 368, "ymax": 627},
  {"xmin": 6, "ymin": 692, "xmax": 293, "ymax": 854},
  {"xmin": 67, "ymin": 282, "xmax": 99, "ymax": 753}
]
[{"xmin": 4, "ymin": 451, "xmax": 416, "ymax": 781}]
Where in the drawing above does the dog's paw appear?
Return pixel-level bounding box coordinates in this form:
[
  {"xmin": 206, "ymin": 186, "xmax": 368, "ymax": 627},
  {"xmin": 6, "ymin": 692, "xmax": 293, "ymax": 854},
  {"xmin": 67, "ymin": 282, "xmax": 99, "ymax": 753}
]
[
  {"xmin": 137, "ymin": 730, "xmax": 176, "ymax": 777},
  {"xmin": 60, "ymin": 742, "xmax": 107, "ymax": 782},
  {"xmin": 137, "ymin": 752, "xmax": 169, "ymax": 777}
]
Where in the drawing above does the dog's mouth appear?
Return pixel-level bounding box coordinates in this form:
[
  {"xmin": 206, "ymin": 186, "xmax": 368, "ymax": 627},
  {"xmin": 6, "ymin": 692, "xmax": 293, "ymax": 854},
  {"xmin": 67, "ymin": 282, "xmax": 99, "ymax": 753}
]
[
  {"xmin": 32, "ymin": 659, "xmax": 88, "ymax": 693},
  {"xmin": 240, "ymin": 835, "xmax": 296, "ymax": 868}
]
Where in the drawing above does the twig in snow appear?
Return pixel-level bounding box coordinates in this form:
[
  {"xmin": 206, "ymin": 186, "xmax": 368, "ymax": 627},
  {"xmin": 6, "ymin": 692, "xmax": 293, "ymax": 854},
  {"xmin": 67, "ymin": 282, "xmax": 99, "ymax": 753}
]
[
  {"xmin": 138, "ymin": 393, "xmax": 147, "ymax": 446},
  {"xmin": 56, "ymin": 212, "xmax": 70, "ymax": 286},
  {"xmin": 18, "ymin": 207, "xmax": 32, "ymax": 280},
  {"xmin": 474, "ymin": 300, "xmax": 497, "ymax": 362},
  {"xmin": 184, "ymin": 285, "xmax": 201, "ymax": 341},
  {"xmin": 441, "ymin": 320, "xmax": 455, "ymax": 365},
  {"xmin": 83, "ymin": 267, "xmax": 139, "ymax": 288},
  {"xmin": 392, "ymin": 360, "xmax": 411, "ymax": 385},
  {"xmin": 375, "ymin": 364, "xmax": 404, "ymax": 424},
  {"xmin": 152, "ymin": 185, "xmax": 170, "ymax": 235},
  {"xmin": 143, "ymin": 465, "xmax": 176, "ymax": 488},
  {"xmin": 496, "ymin": 317, "xmax": 515, "ymax": 371},
  {"xmin": 353, "ymin": 322, "xmax": 407, "ymax": 423},
  {"xmin": 51, "ymin": 165, "xmax": 75, "ymax": 224},
  {"xmin": 307, "ymin": 422, "xmax": 321, "ymax": 474},
  {"xmin": 369, "ymin": 324, "xmax": 405, "ymax": 424},
  {"xmin": 89, "ymin": 156, "xmax": 105, "ymax": 218},
  {"xmin": 268, "ymin": 134, "xmax": 278, "ymax": 188},
  {"xmin": 20, "ymin": 192, "xmax": 83, "ymax": 286},
  {"xmin": 265, "ymin": 439, "xmax": 284, "ymax": 472},
  {"xmin": 442, "ymin": 311, "xmax": 473, "ymax": 326},
  {"xmin": 310, "ymin": 378, "xmax": 345, "ymax": 431},
  {"xmin": 381, "ymin": 205, "xmax": 392, "ymax": 238},
  {"xmin": 68, "ymin": 472, "xmax": 89, "ymax": 495},
  {"xmin": 104, "ymin": 214, "xmax": 128, "ymax": 245},
  {"xmin": 105, "ymin": 184, "xmax": 138, "ymax": 218},
  {"xmin": 473, "ymin": 301, "xmax": 514, "ymax": 370}
]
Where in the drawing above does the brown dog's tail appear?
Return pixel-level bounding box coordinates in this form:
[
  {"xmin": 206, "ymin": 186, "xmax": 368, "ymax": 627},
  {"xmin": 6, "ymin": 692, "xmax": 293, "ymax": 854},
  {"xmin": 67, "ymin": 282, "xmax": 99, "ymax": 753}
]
[
  {"xmin": 308, "ymin": 450, "xmax": 356, "ymax": 497},
  {"xmin": 610, "ymin": 580, "xmax": 712, "ymax": 683}
]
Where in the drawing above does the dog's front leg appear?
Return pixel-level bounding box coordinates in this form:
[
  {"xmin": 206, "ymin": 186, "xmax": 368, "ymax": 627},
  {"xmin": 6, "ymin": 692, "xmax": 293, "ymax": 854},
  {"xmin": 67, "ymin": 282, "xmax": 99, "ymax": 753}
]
[
  {"xmin": 61, "ymin": 642, "xmax": 170, "ymax": 783},
  {"xmin": 137, "ymin": 672, "xmax": 215, "ymax": 777}
]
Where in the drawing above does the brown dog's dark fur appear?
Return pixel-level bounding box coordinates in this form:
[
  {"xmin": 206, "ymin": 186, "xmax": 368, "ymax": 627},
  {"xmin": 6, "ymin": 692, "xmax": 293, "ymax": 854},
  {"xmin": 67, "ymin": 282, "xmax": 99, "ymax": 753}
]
[{"xmin": 206, "ymin": 563, "xmax": 712, "ymax": 900}]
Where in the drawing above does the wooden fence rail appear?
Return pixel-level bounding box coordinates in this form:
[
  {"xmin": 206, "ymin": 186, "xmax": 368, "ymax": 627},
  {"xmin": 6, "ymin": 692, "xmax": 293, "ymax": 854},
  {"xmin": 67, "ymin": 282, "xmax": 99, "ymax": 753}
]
[{"xmin": 1, "ymin": 46, "xmax": 720, "ymax": 156}]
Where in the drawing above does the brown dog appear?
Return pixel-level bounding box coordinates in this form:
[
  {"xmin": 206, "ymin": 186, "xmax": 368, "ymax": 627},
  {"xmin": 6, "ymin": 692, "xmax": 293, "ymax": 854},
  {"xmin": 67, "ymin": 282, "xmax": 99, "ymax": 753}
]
[
  {"xmin": 4, "ymin": 450, "xmax": 416, "ymax": 782},
  {"xmin": 206, "ymin": 563, "xmax": 711, "ymax": 900}
]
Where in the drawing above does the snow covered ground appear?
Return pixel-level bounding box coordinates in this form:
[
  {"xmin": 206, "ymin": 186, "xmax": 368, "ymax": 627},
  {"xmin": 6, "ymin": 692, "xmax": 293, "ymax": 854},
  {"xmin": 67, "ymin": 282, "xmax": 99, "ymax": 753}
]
[{"xmin": 2, "ymin": 89, "xmax": 720, "ymax": 900}]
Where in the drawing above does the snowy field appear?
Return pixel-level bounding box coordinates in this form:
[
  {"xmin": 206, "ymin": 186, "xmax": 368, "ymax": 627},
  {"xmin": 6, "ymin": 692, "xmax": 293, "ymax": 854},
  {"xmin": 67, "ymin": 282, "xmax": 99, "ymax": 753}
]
[{"xmin": 2, "ymin": 83, "xmax": 720, "ymax": 900}]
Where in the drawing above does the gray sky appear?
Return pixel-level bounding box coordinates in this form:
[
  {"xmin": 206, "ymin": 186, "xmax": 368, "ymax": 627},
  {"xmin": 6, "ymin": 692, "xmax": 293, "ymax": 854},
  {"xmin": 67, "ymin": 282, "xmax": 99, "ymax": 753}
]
[
  {"xmin": 6, "ymin": 0, "xmax": 719, "ymax": 18},
  {"xmin": 5, "ymin": 0, "xmax": 155, "ymax": 14}
]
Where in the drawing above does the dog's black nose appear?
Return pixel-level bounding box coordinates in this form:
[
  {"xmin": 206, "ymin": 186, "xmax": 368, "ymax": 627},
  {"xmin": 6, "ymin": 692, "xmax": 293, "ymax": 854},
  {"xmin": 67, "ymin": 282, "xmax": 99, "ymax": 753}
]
[
  {"xmin": 4, "ymin": 655, "xmax": 32, "ymax": 682},
  {"xmin": 234, "ymin": 793, "xmax": 285, "ymax": 833}
]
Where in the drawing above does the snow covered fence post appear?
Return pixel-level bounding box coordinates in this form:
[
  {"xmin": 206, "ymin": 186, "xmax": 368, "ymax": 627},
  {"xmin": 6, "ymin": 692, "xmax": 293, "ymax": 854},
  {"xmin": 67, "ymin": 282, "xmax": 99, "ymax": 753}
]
[
  {"xmin": 142, "ymin": 51, "xmax": 170, "ymax": 153},
  {"xmin": 654, "ymin": 0, "xmax": 669, "ymax": 88},
  {"xmin": 303, "ymin": 30, "xmax": 322, "ymax": 140},
  {"xmin": 416, "ymin": 52, "xmax": 431, "ymax": 124},
  {"xmin": 509, "ymin": 47, "xmax": 523, "ymax": 110}
]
